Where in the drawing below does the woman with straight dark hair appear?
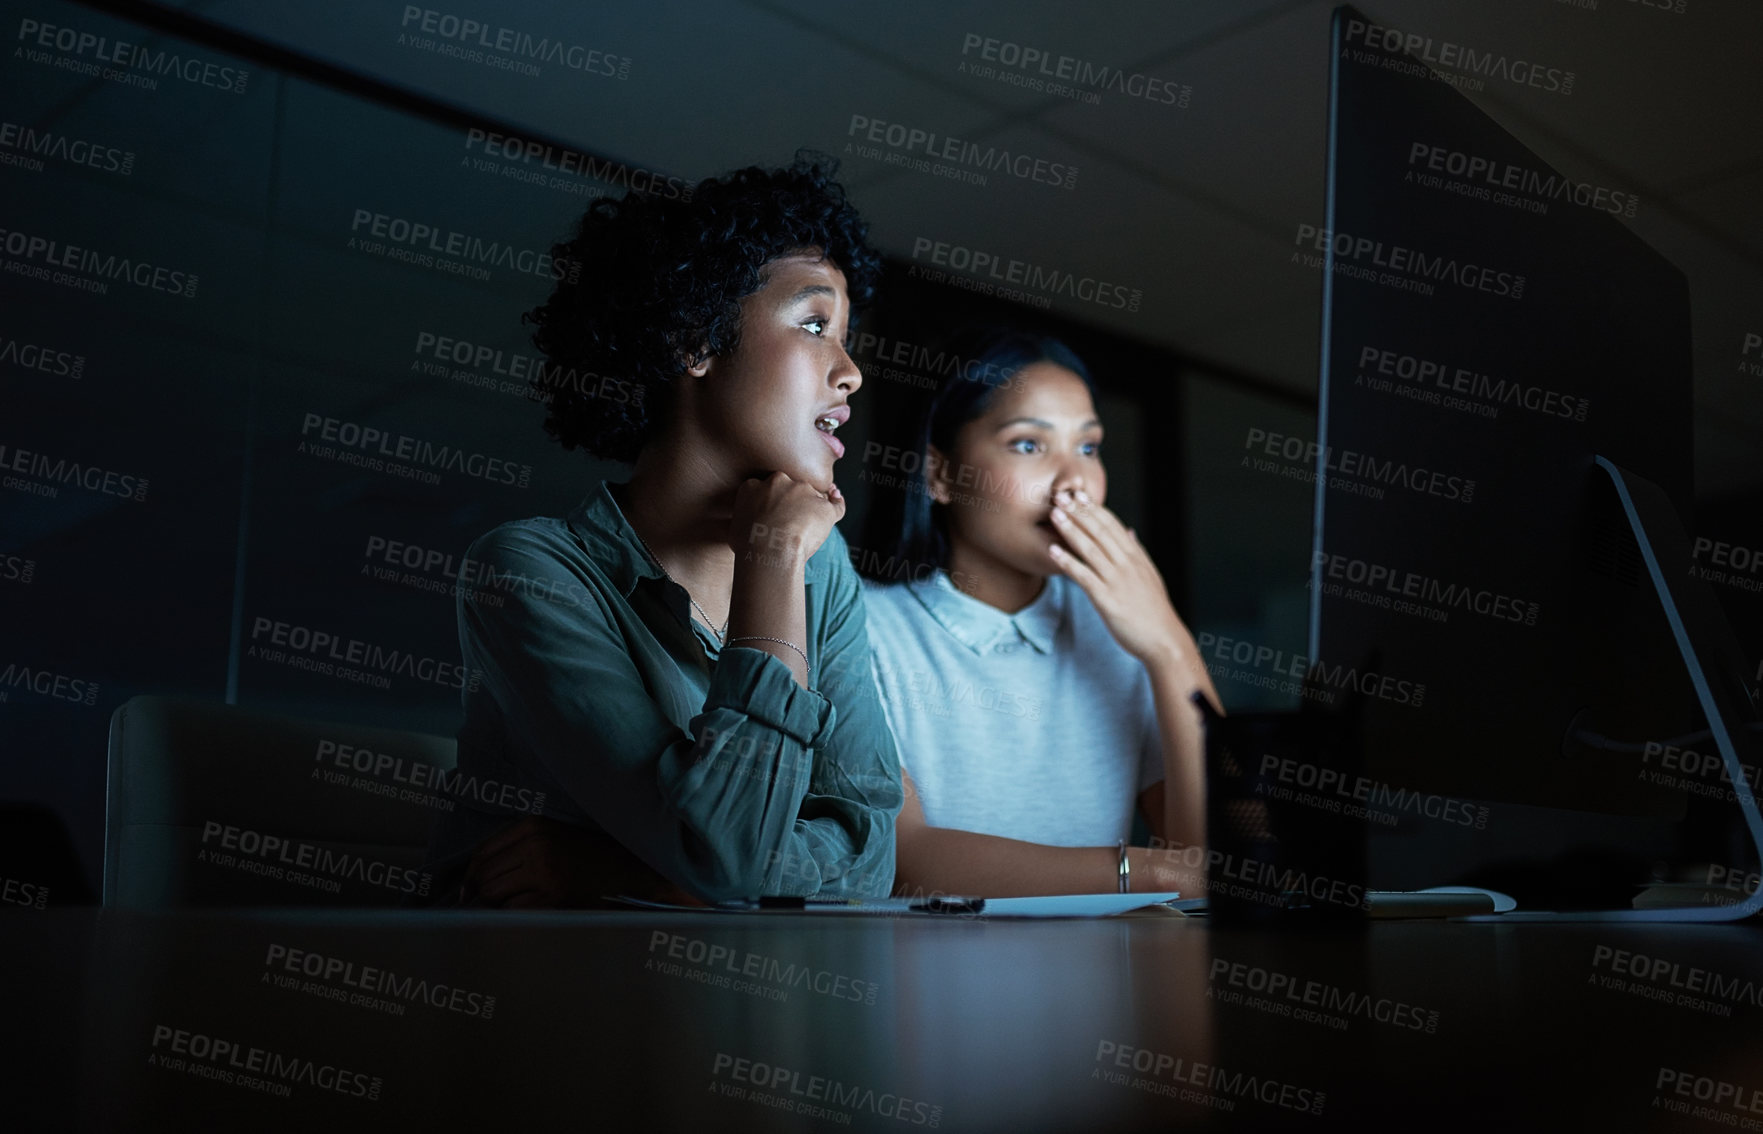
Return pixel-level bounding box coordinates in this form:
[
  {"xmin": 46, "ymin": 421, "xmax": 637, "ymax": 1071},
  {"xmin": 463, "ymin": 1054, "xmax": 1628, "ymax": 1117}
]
[{"xmin": 860, "ymin": 327, "xmax": 1219, "ymax": 897}]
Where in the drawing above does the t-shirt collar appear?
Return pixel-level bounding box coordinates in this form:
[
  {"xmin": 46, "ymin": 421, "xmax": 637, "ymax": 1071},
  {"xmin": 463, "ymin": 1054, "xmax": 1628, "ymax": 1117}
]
[{"xmin": 907, "ymin": 570, "xmax": 1065, "ymax": 655}]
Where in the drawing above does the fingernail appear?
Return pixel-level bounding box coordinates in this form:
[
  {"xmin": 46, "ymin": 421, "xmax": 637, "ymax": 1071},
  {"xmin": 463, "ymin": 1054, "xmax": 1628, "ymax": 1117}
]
[{"xmin": 1076, "ymin": 489, "xmax": 1091, "ymax": 502}]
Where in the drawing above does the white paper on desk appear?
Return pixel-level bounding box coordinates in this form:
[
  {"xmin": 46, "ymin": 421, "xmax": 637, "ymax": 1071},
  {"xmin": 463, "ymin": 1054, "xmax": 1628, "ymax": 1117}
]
[{"xmin": 979, "ymin": 892, "xmax": 1191, "ymax": 918}]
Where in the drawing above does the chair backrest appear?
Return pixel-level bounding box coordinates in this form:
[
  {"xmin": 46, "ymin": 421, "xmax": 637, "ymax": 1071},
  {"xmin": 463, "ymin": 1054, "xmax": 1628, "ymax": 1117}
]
[{"xmin": 104, "ymin": 695, "xmax": 457, "ymax": 909}]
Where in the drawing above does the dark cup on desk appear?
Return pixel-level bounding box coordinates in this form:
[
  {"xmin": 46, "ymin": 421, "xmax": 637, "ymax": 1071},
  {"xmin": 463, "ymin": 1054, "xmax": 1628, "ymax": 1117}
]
[{"xmin": 1197, "ymin": 695, "xmax": 1371, "ymax": 926}]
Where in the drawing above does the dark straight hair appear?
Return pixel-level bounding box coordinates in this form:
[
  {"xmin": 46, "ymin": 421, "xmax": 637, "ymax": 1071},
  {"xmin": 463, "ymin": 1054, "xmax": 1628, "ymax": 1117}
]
[{"xmin": 866, "ymin": 327, "xmax": 1097, "ymax": 582}]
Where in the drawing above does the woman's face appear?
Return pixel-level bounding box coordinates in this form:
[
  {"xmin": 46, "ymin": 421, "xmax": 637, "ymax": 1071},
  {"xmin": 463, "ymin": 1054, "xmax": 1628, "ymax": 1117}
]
[
  {"xmin": 933, "ymin": 360, "xmax": 1106, "ymax": 579},
  {"xmin": 693, "ymin": 252, "xmax": 862, "ymax": 493}
]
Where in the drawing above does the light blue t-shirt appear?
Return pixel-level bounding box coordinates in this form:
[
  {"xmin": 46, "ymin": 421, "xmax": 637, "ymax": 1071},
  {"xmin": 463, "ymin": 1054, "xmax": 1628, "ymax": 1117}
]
[{"xmin": 862, "ymin": 571, "xmax": 1164, "ymax": 847}]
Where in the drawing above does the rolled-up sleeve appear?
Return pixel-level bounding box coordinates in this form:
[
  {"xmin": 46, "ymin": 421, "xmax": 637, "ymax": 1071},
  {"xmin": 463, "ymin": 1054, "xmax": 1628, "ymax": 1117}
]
[
  {"xmin": 741, "ymin": 525, "xmax": 903, "ymax": 897},
  {"xmin": 461, "ymin": 522, "xmax": 900, "ymax": 902}
]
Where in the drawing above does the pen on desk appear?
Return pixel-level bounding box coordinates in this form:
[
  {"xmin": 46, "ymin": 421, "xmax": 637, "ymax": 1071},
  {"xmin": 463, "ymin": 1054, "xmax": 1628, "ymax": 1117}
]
[
  {"xmin": 756, "ymin": 895, "xmax": 861, "ymax": 909},
  {"xmin": 910, "ymin": 896, "xmax": 985, "ymax": 915}
]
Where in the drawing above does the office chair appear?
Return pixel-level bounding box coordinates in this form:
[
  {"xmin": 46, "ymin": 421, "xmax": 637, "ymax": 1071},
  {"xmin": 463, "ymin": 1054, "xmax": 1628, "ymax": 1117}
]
[{"xmin": 103, "ymin": 696, "xmax": 456, "ymax": 909}]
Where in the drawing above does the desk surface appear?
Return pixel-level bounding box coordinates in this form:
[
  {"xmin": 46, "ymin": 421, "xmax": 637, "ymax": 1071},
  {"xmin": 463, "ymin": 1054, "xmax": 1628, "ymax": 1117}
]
[{"xmin": 2, "ymin": 908, "xmax": 1757, "ymax": 1132}]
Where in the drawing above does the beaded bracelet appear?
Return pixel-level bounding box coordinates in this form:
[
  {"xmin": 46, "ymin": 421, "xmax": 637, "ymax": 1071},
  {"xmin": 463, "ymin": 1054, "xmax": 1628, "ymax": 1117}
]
[{"xmin": 726, "ymin": 635, "xmax": 810, "ymax": 679}]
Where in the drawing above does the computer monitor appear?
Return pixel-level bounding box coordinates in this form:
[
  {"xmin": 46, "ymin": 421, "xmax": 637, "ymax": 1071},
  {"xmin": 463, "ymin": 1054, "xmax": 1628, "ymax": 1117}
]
[{"xmin": 1311, "ymin": 6, "xmax": 1761, "ymax": 871}]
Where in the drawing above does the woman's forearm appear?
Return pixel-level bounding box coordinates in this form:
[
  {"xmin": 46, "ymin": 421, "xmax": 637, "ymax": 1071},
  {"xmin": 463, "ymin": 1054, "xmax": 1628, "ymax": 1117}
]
[
  {"xmin": 894, "ymin": 827, "xmax": 1210, "ymax": 898},
  {"xmin": 1146, "ymin": 654, "xmax": 1211, "ymax": 889},
  {"xmin": 893, "ymin": 826, "xmax": 1119, "ymax": 897},
  {"xmin": 727, "ymin": 545, "xmax": 811, "ymax": 688}
]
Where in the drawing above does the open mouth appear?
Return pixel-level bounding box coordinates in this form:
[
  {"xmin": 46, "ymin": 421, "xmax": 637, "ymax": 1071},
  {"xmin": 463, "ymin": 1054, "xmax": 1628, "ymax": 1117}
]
[{"xmin": 815, "ymin": 407, "xmax": 849, "ymax": 457}]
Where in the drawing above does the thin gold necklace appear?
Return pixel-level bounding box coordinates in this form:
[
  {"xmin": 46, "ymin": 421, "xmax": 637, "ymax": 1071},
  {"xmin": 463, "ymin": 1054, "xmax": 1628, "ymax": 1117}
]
[{"xmin": 630, "ymin": 526, "xmax": 728, "ymax": 644}]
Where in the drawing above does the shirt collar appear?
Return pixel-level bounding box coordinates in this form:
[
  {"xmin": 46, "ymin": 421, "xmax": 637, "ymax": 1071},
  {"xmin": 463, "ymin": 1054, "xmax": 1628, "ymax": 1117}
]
[
  {"xmin": 906, "ymin": 571, "xmax": 1066, "ymax": 656},
  {"xmin": 566, "ymin": 479, "xmax": 829, "ymax": 598},
  {"xmin": 566, "ymin": 481, "xmax": 658, "ymax": 599}
]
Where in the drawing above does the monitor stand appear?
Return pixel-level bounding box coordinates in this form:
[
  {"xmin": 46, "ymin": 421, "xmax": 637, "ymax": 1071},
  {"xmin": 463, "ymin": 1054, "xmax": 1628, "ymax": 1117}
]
[{"xmin": 1464, "ymin": 457, "xmax": 1763, "ymax": 922}]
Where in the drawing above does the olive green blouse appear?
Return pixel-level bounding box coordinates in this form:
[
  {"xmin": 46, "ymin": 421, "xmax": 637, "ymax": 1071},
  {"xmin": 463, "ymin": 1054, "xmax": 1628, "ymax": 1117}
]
[{"xmin": 428, "ymin": 480, "xmax": 902, "ymax": 902}]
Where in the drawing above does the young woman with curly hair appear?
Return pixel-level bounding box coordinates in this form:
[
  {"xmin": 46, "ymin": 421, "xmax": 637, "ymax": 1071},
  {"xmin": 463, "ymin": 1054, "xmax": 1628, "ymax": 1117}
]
[{"xmin": 429, "ymin": 155, "xmax": 903, "ymax": 907}]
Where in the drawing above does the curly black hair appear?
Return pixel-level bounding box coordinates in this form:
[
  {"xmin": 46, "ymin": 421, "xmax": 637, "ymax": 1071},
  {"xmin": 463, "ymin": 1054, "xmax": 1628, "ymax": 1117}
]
[{"xmin": 522, "ymin": 152, "xmax": 883, "ymax": 463}]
